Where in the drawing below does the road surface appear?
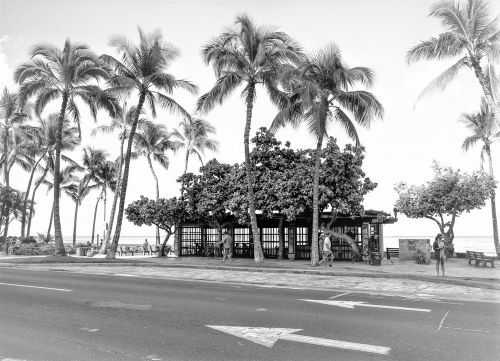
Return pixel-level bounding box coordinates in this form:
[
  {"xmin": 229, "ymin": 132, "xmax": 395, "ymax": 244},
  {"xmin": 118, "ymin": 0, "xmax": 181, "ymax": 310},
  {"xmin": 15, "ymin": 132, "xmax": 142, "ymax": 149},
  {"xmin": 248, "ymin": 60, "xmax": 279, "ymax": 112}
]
[{"xmin": 0, "ymin": 267, "xmax": 499, "ymax": 360}]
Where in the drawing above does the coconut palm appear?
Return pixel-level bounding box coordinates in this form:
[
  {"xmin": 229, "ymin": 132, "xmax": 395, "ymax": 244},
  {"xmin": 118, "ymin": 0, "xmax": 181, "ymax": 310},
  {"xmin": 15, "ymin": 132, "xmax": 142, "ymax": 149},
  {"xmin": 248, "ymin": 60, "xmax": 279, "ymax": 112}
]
[
  {"xmin": 407, "ymin": 0, "xmax": 500, "ymax": 124},
  {"xmin": 93, "ymin": 160, "xmax": 116, "ymax": 247},
  {"xmin": 101, "ymin": 28, "xmax": 197, "ymax": 259},
  {"xmin": 14, "ymin": 39, "xmax": 119, "ymax": 255},
  {"xmin": 197, "ymin": 14, "xmax": 303, "ymax": 262},
  {"xmin": 271, "ymin": 45, "xmax": 384, "ymax": 266},
  {"xmin": 0, "ymin": 185, "xmax": 31, "ymax": 241},
  {"xmin": 21, "ymin": 114, "xmax": 80, "ymax": 236},
  {"xmin": 134, "ymin": 121, "xmax": 179, "ymax": 244},
  {"xmin": 173, "ymin": 117, "xmax": 219, "ymax": 174},
  {"xmin": 65, "ymin": 178, "xmax": 96, "ymax": 247},
  {"xmin": 91, "ymin": 104, "xmax": 144, "ymax": 251},
  {"xmin": 461, "ymin": 98, "xmax": 500, "ymax": 255}
]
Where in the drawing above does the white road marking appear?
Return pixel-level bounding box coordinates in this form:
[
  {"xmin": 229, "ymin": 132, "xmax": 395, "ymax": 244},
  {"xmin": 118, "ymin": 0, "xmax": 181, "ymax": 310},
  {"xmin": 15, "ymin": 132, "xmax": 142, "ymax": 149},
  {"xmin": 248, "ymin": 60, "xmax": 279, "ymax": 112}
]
[
  {"xmin": 255, "ymin": 308, "xmax": 267, "ymax": 312},
  {"xmin": 443, "ymin": 326, "xmax": 493, "ymax": 333},
  {"xmin": 435, "ymin": 310, "xmax": 450, "ymax": 333},
  {"xmin": 215, "ymin": 297, "xmax": 227, "ymax": 301},
  {"xmin": 300, "ymin": 299, "xmax": 431, "ymax": 312},
  {"xmin": 114, "ymin": 273, "xmax": 139, "ymax": 277},
  {"xmin": 88, "ymin": 328, "xmax": 99, "ymax": 332},
  {"xmin": 206, "ymin": 325, "xmax": 391, "ymax": 355},
  {"xmin": 329, "ymin": 292, "xmax": 351, "ymax": 299},
  {"xmin": 91, "ymin": 300, "xmax": 151, "ymax": 310},
  {"xmin": 0, "ymin": 282, "xmax": 72, "ymax": 292}
]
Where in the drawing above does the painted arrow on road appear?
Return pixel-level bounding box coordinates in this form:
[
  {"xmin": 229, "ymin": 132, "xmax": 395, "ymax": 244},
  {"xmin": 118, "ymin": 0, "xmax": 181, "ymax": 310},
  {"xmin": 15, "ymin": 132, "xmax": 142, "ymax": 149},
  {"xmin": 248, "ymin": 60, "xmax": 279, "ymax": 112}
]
[
  {"xmin": 206, "ymin": 325, "xmax": 391, "ymax": 355},
  {"xmin": 300, "ymin": 299, "xmax": 431, "ymax": 312}
]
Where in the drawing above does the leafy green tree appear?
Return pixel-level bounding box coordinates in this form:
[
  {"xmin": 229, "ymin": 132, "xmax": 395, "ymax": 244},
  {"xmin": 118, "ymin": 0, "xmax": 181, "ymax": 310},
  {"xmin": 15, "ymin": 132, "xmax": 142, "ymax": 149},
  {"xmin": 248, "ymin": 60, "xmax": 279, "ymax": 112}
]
[
  {"xmin": 125, "ymin": 196, "xmax": 186, "ymax": 256},
  {"xmin": 102, "ymin": 28, "xmax": 197, "ymax": 259},
  {"xmin": 461, "ymin": 98, "xmax": 500, "ymax": 255},
  {"xmin": 407, "ymin": 0, "xmax": 500, "ymax": 124},
  {"xmin": 272, "ymin": 45, "xmax": 383, "ymax": 266},
  {"xmin": 395, "ymin": 163, "xmax": 496, "ymax": 255},
  {"xmin": 173, "ymin": 117, "xmax": 219, "ymax": 175},
  {"xmin": 197, "ymin": 14, "xmax": 303, "ymax": 262},
  {"xmin": 15, "ymin": 39, "xmax": 119, "ymax": 255}
]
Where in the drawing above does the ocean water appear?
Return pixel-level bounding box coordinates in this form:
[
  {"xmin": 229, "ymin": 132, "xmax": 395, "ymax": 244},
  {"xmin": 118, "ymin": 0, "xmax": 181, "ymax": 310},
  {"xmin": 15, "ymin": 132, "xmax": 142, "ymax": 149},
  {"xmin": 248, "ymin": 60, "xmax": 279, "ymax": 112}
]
[
  {"xmin": 64, "ymin": 235, "xmax": 156, "ymax": 246},
  {"xmin": 384, "ymin": 236, "xmax": 497, "ymax": 255}
]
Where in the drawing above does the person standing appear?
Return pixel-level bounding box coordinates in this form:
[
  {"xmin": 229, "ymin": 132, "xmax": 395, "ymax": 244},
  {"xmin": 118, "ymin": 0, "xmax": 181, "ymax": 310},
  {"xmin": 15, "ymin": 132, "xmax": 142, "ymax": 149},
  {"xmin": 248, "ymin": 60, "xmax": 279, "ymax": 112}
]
[
  {"xmin": 433, "ymin": 234, "xmax": 446, "ymax": 276},
  {"xmin": 218, "ymin": 230, "xmax": 233, "ymax": 263}
]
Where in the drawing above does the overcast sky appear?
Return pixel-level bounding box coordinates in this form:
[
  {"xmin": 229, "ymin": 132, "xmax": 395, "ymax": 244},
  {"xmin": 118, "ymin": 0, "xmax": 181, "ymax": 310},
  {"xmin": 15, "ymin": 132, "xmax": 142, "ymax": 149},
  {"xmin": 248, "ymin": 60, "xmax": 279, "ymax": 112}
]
[{"xmin": 0, "ymin": 0, "xmax": 499, "ymax": 241}]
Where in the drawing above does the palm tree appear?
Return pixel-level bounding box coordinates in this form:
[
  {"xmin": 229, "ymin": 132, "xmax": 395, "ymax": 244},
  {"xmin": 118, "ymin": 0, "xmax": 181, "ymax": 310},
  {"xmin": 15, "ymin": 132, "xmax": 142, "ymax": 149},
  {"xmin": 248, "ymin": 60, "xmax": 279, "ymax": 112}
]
[
  {"xmin": 197, "ymin": 14, "xmax": 303, "ymax": 262},
  {"xmin": 15, "ymin": 39, "xmax": 119, "ymax": 255},
  {"xmin": 461, "ymin": 98, "xmax": 500, "ymax": 256},
  {"xmin": 271, "ymin": 45, "xmax": 384, "ymax": 266},
  {"xmin": 101, "ymin": 28, "xmax": 197, "ymax": 259},
  {"xmin": 407, "ymin": 0, "xmax": 500, "ymax": 125},
  {"xmin": 21, "ymin": 114, "xmax": 80, "ymax": 236},
  {"xmin": 65, "ymin": 178, "xmax": 96, "ymax": 247},
  {"xmin": 173, "ymin": 117, "xmax": 219, "ymax": 174},
  {"xmin": 93, "ymin": 160, "xmax": 116, "ymax": 247},
  {"xmin": 134, "ymin": 121, "xmax": 178, "ymax": 245},
  {"xmin": 92, "ymin": 104, "xmax": 144, "ymax": 251}
]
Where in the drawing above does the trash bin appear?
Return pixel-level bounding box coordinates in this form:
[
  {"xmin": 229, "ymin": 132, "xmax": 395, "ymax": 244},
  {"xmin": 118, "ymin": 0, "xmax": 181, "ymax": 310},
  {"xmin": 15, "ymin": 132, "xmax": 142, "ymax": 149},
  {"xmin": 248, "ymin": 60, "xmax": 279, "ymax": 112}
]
[
  {"xmin": 370, "ymin": 252, "xmax": 382, "ymax": 266},
  {"xmin": 76, "ymin": 247, "xmax": 81, "ymax": 256}
]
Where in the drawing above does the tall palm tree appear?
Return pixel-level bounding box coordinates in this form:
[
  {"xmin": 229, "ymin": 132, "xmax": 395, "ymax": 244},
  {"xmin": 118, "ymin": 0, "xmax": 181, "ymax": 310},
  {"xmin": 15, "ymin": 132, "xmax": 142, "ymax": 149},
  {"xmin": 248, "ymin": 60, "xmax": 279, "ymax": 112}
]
[
  {"xmin": 271, "ymin": 45, "xmax": 384, "ymax": 266},
  {"xmin": 92, "ymin": 104, "xmax": 144, "ymax": 251},
  {"xmin": 15, "ymin": 39, "xmax": 119, "ymax": 255},
  {"xmin": 65, "ymin": 178, "xmax": 96, "ymax": 247},
  {"xmin": 21, "ymin": 114, "xmax": 80, "ymax": 236},
  {"xmin": 101, "ymin": 28, "xmax": 197, "ymax": 259},
  {"xmin": 407, "ymin": 0, "xmax": 500, "ymax": 124},
  {"xmin": 134, "ymin": 121, "xmax": 178, "ymax": 245},
  {"xmin": 93, "ymin": 160, "xmax": 116, "ymax": 246},
  {"xmin": 197, "ymin": 14, "xmax": 303, "ymax": 262},
  {"xmin": 461, "ymin": 98, "xmax": 500, "ymax": 255},
  {"xmin": 173, "ymin": 117, "xmax": 219, "ymax": 174}
]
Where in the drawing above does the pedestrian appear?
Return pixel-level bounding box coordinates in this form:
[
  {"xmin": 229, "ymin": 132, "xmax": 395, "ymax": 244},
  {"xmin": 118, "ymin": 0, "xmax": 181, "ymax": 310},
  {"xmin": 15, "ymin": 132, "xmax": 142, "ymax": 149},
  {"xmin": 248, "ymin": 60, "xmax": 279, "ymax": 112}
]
[
  {"xmin": 319, "ymin": 232, "xmax": 333, "ymax": 267},
  {"xmin": 218, "ymin": 230, "xmax": 233, "ymax": 263},
  {"xmin": 433, "ymin": 234, "xmax": 446, "ymax": 276}
]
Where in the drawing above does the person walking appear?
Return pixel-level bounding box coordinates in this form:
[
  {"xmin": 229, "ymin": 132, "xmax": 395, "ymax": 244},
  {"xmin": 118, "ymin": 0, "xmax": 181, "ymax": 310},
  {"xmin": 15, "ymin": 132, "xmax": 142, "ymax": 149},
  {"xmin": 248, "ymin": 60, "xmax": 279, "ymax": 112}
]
[
  {"xmin": 433, "ymin": 234, "xmax": 446, "ymax": 276},
  {"xmin": 319, "ymin": 232, "xmax": 333, "ymax": 267},
  {"xmin": 218, "ymin": 230, "xmax": 233, "ymax": 263}
]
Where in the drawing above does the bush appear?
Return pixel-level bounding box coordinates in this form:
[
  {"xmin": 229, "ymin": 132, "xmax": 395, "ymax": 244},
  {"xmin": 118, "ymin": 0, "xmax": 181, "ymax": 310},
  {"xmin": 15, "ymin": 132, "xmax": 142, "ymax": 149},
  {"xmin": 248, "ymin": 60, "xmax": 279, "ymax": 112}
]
[
  {"xmin": 414, "ymin": 249, "xmax": 427, "ymax": 264},
  {"xmin": 19, "ymin": 236, "xmax": 37, "ymax": 244},
  {"xmin": 11, "ymin": 243, "xmax": 55, "ymax": 256}
]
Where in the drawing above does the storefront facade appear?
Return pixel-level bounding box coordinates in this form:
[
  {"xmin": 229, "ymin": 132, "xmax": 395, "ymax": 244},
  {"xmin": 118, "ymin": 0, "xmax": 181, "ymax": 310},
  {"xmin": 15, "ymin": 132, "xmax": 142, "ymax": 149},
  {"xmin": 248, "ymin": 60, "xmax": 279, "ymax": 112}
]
[{"xmin": 175, "ymin": 210, "xmax": 396, "ymax": 261}]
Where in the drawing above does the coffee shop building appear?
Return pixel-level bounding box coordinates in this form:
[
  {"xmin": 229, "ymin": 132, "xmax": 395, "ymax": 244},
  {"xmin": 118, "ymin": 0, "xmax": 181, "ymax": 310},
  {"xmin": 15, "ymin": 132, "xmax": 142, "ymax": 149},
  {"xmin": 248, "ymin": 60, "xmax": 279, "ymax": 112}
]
[{"xmin": 174, "ymin": 210, "xmax": 396, "ymax": 261}]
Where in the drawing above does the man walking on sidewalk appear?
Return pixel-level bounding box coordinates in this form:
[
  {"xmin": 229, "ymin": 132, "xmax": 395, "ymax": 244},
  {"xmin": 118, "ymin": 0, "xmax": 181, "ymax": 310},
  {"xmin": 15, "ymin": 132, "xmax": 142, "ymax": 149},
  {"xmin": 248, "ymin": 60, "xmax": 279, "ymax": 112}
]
[
  {"xmin": 319, "ymin": 233, "xmax": 333, "ymax": 267},
  {"xmin": 218, "ymin": 230, "xmax": 233, "ymax": 263}
]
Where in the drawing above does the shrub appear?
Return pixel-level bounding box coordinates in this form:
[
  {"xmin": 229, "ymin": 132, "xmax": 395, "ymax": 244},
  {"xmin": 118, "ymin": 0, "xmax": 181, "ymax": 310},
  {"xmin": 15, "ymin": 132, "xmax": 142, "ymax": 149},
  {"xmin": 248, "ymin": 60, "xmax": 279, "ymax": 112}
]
[
  {"xmin": 414, "ymin": 249, "xmax": 427, "ymax": 264},
  {"xmin": 19, "ymin": 236, "xmax": 37, "ymax": 244},
  {"xmin": 11, "ymin": 243, "xmax": 55, "ymax": 256}
]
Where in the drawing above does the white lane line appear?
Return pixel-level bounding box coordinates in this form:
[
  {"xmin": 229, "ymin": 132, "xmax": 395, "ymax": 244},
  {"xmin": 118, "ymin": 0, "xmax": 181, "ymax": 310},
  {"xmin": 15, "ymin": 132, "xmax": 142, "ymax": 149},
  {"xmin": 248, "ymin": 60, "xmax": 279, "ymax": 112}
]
[
  {"xmin": 435, "ymin": 310, "xmax": 450, "ymax": 333},
  {"xmin": 443, "ymin": 326, "xmax": 493, "ymax": 333},
  {"xmin": 301, "ymin": 299, "xmax": 431, "ymax": 312},
  {"xmin": 88, "ymin": 328, "xmax": 99, "ymax": 332},
  {"xmin": 0, "ymin": 282, "xmax": 72, "ymax": 292},
  {"xmin": 255, "ymin": 308, "xmax": 267, "ymax": 312},
  {"xmin": 114, "ymin": 273, "xmax": 139, "ymax": 277},
  {"xmin": 329, "ymin": 292, "xmax": 351, "ymax": 299}
]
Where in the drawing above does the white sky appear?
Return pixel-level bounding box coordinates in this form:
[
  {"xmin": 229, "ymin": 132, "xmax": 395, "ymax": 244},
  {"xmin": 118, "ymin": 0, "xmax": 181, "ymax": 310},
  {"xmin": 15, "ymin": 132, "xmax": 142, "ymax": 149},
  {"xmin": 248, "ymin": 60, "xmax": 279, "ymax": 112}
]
[{"xmin": 0, "ymin": 0, "xmax": 499, "ymax": 241}]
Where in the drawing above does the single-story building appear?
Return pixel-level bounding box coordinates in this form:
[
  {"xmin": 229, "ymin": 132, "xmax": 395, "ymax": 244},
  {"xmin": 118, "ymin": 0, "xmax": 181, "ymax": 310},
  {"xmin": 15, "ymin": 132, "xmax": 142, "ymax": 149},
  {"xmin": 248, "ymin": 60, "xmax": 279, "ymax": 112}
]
[{"xmin": 174, "ymin": 209, "xmax": 396, "ymax": 261}]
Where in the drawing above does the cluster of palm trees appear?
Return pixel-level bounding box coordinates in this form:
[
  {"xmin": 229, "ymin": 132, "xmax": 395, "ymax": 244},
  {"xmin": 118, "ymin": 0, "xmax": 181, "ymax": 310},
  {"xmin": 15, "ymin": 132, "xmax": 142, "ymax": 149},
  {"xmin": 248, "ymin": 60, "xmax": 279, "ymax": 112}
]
[
  {"xmin": 406, "ymin": 0, "xmax": 500, "ymax": 255},
  {"xmin": 1, "ymin": 0, "xmax": 498, "ymax": 262}
]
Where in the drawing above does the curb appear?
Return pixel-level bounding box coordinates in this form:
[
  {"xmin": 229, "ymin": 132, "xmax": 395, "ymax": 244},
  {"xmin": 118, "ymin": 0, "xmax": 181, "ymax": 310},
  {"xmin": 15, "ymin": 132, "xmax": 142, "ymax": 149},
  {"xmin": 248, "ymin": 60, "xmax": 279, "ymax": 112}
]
[{"xmin": 1, "ymin": 259, "xmax": 499, "ymax": 290}]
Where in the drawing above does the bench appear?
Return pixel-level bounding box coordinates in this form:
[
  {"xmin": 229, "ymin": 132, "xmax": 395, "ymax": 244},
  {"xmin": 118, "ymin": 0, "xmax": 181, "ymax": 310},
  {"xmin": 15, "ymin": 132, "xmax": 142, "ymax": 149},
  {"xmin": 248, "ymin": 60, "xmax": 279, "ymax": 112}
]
[
  {"xmin": 386, "ymin": 247, "xmax": 399, "ymax": 260},
  {"xmin": 467, "ymin": 250, "xmax": 495, "ymax": 268}
]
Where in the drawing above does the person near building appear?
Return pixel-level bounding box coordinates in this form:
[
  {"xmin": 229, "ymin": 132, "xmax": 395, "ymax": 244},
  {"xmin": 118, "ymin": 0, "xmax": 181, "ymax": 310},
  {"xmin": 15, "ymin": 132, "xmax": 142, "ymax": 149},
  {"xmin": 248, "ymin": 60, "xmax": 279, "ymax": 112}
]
[
  {"xmin": 433, "ymin": 234, "xmax": 446, "ymax": 276},
  {"xmin": 218, "ymin": 230, "xmax": 233, "ymax": 263},
  {"xmin": 319, "ymin": 232, "xmax": 333, "ymax": 267}
]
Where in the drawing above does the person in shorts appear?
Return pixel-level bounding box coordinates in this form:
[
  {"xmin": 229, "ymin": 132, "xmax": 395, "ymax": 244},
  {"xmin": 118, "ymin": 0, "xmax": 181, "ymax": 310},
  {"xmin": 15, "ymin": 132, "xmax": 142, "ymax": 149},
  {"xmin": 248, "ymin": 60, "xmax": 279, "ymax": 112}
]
[
  {"xmin": 218, "ymin": 230, "xmax": 233, "ymax": 263},
  {"xmin": 319, "ymin": 233, "xmax": 333, "ymax": 267}
]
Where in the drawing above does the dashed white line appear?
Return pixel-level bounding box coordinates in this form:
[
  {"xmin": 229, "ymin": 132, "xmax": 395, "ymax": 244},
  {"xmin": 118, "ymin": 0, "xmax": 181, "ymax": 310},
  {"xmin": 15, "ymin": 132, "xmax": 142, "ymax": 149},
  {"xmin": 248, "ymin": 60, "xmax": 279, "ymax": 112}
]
[
  {"xmin": 443, "ymin": 326, "xmax": 493, "ymax": 333},
  {"xmin": 329, "ymin": 292, "xmax": 351, "ymax": 299},
  {"xmin": 0, "ymin": 282, "xmax": 72, "ymax": 292},
  {"xmin": 435, "ymin": 310, "xmax": 450, "ymax": 333}
]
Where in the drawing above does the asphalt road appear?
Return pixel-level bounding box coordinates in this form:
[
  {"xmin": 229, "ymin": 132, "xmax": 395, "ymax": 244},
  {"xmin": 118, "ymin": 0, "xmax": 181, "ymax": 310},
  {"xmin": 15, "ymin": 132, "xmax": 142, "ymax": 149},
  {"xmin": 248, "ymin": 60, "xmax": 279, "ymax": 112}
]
[{"xmin": 0, "ymin": 267, "xmax": 499, "ymax": 361}]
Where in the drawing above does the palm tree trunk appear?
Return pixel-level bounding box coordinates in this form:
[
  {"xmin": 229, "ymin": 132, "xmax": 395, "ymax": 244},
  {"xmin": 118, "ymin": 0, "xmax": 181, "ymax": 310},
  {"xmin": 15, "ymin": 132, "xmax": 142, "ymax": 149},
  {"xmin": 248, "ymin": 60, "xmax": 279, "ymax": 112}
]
[
  {"xmin": 244, "ymin": 82, "xmax": 263, "ymax": 262},
  {"xmin": 46, "ymin": 204, "xmax": 54, "ymax": 242},
  {"xmin": 21, "ymin": 153, "xmax": 44, "ymax": 237},
  {"xmin": 72, "ymin": 201, "xmax": 79, "ymax": 247},
  {"xmin": 470, "ymin": 58, "xmax": 500, "ymax": 127},
  {"xmin": 183, "ymin": 150, "xmax": 190, "ymax": 175},
  {"xmin": 27, "ymin": 165, "xmax": 49, "ymax": 237},
  {"xmin": 3, "ymin": 126, "xmax": 9, "ymax": 186},
  {"xmin": 311, "ymin": 135, "xmax": 323, "ymax": 266},
  {"xmin": 147, "ymin": 154, "xmax": 161, "ymax": 245},
  {"xmin": 91, "ymin": 194, "xmax": 101, "ymax": 245},
  {"xmin": 52, "ymin": 93, "xmax": 69, "ymax": 255},
  {"xmin": 101, "ymin": 136, "xmax": 125, "ymax": 254},
  {"xmin": 277, "ymin": 216, "xmax": 284, "ymax": 260},
  {"xmin": 486, "ymin": 146, "xmax": 499, "ymax": 256},
  {"xmin": 107, "ymin": 92, "xmax": 146, "ymax": 259}
]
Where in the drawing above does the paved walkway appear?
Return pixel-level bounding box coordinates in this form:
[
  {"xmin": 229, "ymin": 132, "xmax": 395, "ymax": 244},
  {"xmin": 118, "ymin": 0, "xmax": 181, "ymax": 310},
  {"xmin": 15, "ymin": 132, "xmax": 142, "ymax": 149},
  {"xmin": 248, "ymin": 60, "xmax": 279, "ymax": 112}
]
[{"xmin": 1, "ymin": 257, "xmax": 499, "ymax": 303}]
